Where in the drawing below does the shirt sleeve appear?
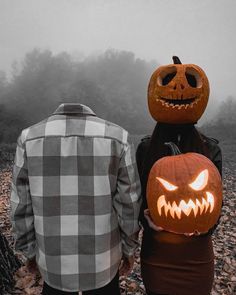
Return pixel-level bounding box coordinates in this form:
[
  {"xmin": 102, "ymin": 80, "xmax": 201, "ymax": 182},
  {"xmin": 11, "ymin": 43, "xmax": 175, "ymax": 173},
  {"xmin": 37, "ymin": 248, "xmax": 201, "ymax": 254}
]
[
  {"xmin": 113, "ymin": 137, "xmax": 142, "ymax": 257},
  {"xmin": 10, "ymin": 132, "xmax": 36, "ymax": 259},
  {"xmin": 213, "ymin": 146, "xmax": 222, "ymax": 177},
  {"xmin": 207, "ymin": 143, "xmax": 223, "ymax": 235},
  {"xmin": 135, "ymin": 139, "xmax": 150, "ymax": 230}
]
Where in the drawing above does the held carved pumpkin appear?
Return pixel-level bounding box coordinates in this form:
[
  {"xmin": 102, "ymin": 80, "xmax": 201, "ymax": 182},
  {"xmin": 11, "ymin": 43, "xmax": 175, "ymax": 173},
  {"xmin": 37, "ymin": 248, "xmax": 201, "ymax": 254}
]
[
  {"xmin": 146, "ymin": 142, "xmax": 222, "ymax": 234},
  {"xmin": 148, "ymin": 56, "xmax": 210, "ymax": 124}
]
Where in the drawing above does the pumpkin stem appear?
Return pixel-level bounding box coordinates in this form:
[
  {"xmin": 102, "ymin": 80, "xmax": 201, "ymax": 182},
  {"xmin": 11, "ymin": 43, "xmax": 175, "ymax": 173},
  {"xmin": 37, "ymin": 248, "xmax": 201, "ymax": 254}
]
[
  {"xmin": 164, "ymin": 142, "xmax": 181, "ymax": 155},
  {"xmin": 172, "ymin": 56, "xmax": 182, "ymax": 64}
]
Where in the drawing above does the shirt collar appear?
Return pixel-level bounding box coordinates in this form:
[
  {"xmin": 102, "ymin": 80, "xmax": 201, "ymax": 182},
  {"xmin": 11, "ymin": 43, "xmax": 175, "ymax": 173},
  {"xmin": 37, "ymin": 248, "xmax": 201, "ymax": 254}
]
[{"xmin": 53, "ymin": 103, "xmax": 96, "ymax": 116}]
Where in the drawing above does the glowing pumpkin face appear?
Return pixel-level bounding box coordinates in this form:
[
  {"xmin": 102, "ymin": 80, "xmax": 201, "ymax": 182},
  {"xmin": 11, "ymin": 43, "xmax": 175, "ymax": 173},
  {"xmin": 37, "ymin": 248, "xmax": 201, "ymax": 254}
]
[
  {"xmin": 147, "ymin": 143, "xmax": 222, "ymax": 234},
  {"xmin": 148, "ymin": 56, "xmax": 210, "ymax": 124}
]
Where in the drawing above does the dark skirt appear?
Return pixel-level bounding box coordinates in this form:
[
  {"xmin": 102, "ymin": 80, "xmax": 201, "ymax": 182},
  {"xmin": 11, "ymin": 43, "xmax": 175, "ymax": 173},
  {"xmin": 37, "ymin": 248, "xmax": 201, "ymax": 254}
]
[{"xmin": 141, "ymin": 230, "xmax": 214, "ymax": 295}]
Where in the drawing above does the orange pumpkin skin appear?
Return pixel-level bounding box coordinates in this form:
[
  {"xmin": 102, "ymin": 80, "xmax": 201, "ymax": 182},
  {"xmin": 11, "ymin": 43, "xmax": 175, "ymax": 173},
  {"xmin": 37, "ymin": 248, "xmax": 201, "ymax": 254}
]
[
  {"xmin": 147, "ymin": 152, "xmax": 222, "ymax": 234},
  {"xmin": 148, "ymin": 60, "xmax": 210, "ymax": 124}
]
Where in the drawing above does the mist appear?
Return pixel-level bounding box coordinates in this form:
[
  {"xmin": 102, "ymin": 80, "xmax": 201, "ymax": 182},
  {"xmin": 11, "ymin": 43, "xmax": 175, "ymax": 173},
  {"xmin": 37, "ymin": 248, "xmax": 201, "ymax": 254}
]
[
  {"xmin": 0, "ymin": 49, "xmax": 157, "ymax": 141},
  {"xmin": 0, "ymin": 0, "xmax": 236, "ymax": 143},
  {"xmin": 0, "ymin": 48, "xmax": 235, "ymax": 144},
  {"xmin": 1, "ymin": 0, "xmax": 236, "ymax": 101}
]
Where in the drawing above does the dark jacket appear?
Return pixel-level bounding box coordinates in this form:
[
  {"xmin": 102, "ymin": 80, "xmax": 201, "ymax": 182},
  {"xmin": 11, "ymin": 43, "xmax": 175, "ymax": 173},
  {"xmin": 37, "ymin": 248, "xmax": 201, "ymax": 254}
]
[{"xmin": 136, "ymin": 132, "xmax": 222, "ymax": 234}]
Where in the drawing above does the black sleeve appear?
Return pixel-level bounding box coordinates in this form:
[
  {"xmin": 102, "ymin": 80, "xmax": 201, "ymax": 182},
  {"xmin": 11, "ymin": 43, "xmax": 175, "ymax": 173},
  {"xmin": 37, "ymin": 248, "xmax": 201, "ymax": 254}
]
[
  {"xmin": 136, "ymin": 143, "xmax": 143, "ymax": 176},
  {"xmin": 210, "ymin": 143, "xmax": 222, "ymax": 177},
  {"xmin": 136, "ymin": 138, "xmax": 151, "ymax": 229},
  {"xmin": 206, "ymin": 141, "xmax": 223, "ymax": 235},
  {"xmin": 201, "ymin": 134, "xmax": 222, "ymax": 176},
  {"xmin": 136, "ymin": 140, "xmax": 147, "ymax": 176}
]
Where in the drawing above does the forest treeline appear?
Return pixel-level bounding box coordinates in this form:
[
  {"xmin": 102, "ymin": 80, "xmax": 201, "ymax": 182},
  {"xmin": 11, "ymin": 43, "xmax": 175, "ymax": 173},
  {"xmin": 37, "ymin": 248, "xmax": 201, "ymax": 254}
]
[
  {"xmin": 0, "ymin": 48, "xmax": 235, "ymax": 144},
  {"xmin": 0, "ymin": 49, "xmax": 157, "ymax": 143}
]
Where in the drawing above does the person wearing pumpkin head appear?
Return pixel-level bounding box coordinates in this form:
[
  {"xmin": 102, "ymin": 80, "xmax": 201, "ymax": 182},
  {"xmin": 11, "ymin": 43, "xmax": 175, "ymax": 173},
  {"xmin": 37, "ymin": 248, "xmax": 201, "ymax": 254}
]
[{"xmin": 136, "ymin": 57, "xmax": 223, "ymax": 295}]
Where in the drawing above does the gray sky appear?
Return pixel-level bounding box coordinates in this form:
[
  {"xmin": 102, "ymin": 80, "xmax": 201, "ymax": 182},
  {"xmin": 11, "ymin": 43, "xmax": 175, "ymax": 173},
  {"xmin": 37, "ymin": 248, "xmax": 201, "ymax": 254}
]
[{"xmin": 0, "ymin": 0, "xmax": 236, "ymax": 113}]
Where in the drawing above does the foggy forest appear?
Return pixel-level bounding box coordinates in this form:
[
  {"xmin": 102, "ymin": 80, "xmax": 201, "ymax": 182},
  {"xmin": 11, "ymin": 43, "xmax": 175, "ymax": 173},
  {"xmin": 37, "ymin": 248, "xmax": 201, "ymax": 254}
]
[
  {"xmin": 0, "ymin": 49, "xmax": 157, "ymax": 141},
  {"xmin": 0, "ymin": 48, "xmax": 235, "ymax": 155},
  {"xmin": 0, "ymin": 49, "xmax": 235, "ymax": 294},
  {"xmin": 0, "ymin": 49, "xmax": 236, "ymax": 143}
]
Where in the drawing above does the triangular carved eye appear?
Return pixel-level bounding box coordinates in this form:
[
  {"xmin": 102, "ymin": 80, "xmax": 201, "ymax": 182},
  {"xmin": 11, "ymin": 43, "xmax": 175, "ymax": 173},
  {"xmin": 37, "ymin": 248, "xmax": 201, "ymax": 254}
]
[
  {"xmin": 189, "ymin": 169, "xmax": 208, "ymax": 191},
  {"xmin": 157, "ymin": 66, "xmax": 177, "ymax": 86},
  {"xmin": 156, "ymin": 177, "xmax": 178, "ymax": 191}
]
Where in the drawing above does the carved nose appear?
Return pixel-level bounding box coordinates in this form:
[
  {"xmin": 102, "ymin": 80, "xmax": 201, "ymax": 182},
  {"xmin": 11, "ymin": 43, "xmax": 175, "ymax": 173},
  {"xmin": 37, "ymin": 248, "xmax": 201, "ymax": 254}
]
[{"xmin": 173, "ymin": 83, "xmax": 185, "ymax": 90}]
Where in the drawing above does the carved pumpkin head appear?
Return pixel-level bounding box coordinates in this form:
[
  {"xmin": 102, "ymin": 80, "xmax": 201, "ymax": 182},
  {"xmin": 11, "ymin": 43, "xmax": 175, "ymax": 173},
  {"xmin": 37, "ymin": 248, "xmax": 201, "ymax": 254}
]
[
  {"xmin": 148, "ymin": 56, "xmax": 210, "ymax": 124},
  {"xmin": 147, "ymin": 142, "xmax": 222, "ymax": 234}
]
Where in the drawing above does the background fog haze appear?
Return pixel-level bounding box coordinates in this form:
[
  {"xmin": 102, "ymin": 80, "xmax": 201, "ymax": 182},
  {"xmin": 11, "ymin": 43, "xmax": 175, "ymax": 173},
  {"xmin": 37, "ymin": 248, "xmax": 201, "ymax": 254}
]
[{"xmin": 0, "ymin": 0, "xmax": 235, "ymax": 134}]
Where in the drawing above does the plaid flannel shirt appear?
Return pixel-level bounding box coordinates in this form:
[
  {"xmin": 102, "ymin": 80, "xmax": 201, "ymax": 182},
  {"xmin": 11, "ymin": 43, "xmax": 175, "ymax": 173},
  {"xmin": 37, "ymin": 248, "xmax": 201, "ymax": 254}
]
[{"xmin": 10, "ymin": 103, "xmax": 141, "ymax": 292}]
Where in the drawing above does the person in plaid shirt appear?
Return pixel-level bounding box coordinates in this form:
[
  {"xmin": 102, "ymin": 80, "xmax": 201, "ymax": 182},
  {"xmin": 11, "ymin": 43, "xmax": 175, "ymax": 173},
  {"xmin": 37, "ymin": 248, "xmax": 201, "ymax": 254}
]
[{"xmin": 10, "ymin": 103, "xmax": 141, "ymax": 295}]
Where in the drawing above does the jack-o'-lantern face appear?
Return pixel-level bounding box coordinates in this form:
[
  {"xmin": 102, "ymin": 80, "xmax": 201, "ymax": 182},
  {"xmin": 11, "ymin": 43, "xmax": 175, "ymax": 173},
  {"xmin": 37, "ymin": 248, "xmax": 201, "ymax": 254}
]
[
  {"xmin": 148, "ymin": 56, "xmax": 210, "ymax": 124},
  {"xmin": 147, "ymin": 144, "xmax": 222, "ymax": 234}
]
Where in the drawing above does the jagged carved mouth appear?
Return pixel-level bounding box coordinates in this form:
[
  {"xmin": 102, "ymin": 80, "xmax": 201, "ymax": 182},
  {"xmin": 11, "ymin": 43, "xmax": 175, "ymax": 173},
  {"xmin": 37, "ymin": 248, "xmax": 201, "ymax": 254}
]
[
  {"xmin": 157, "ymin": 192, "xmax": 214, "ymax": 219},
  {"xmin": 156, "ymin": 96, "xmax": 199, "ymax": 109}
]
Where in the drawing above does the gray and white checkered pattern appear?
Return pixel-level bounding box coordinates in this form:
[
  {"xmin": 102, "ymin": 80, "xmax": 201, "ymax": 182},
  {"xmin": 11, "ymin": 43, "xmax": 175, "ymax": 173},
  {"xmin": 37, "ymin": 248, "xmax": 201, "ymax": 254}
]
[{"xmin": 10, "ymin": 103, "xmax": 141, "ymax": 292}]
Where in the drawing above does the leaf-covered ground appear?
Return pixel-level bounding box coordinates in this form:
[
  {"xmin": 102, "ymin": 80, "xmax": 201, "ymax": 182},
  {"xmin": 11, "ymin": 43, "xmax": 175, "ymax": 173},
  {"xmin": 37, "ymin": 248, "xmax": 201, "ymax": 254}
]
[{"xmin": 0, "ymin": 164, "xmax": 235, "ymax": 295}]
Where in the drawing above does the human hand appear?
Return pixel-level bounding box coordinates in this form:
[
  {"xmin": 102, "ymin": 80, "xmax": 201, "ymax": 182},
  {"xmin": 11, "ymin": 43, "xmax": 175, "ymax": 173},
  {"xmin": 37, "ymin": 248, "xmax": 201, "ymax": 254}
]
[
  {"xmin": 119, "ymin": 255, "xmax": 135, "ymax": 276},
  {"xmin": 144, "ymin": 209, "xmax": 164, "ymax": 232},
  {"xmin": 184, "ymin": 232, "xmax": 195, "ymax": 237},
  {"xmin": 184, "ymin": 230, "xmax": 205, "ymax": 237}
]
